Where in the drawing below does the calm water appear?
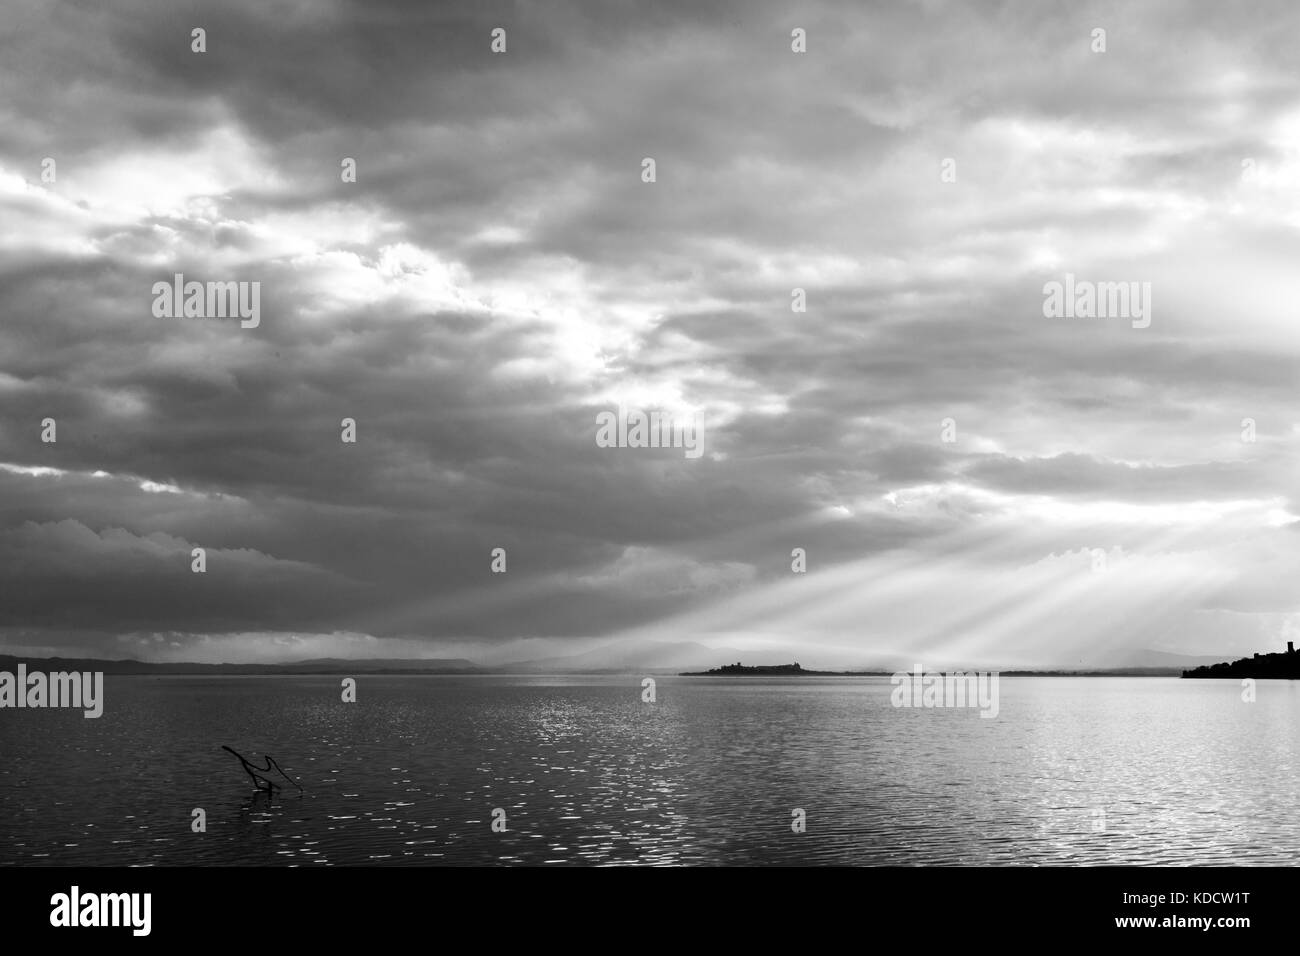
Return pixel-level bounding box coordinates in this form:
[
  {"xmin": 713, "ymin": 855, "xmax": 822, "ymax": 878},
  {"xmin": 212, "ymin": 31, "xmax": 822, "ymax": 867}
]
[{"xmin": 1, "ymin": 675, "xmax": 1297, "ymax": 866}]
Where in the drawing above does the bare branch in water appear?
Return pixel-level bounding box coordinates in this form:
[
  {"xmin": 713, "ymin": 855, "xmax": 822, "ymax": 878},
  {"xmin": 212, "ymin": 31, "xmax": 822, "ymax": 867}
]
[{"xmin": 222, "ymin": 745, "xmax": 303, "ymax": 794}]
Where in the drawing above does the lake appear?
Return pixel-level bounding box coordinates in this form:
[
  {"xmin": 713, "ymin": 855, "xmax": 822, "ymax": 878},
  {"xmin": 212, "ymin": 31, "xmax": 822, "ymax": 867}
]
[{"xmin": 1, "ymin": 675, "xmax": 1297, "ymax": 865}]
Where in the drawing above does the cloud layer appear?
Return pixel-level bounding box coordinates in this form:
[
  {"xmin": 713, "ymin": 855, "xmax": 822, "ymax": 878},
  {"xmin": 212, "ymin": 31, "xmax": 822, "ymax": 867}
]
[{"xmin": 2, "ymin": 0, "xmax": 1298, "ymax": 666}]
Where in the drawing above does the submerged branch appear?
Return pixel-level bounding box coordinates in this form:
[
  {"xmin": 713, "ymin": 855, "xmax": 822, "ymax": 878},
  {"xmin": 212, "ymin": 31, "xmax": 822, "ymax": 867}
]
[{"xmin": 222, "ymin": 745, "xmax": 304, "ymax": 794}]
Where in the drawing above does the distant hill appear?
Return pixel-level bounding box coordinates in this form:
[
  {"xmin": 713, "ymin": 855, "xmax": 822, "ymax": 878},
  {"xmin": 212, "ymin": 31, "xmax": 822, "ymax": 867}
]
[
  {"xmin": 1000, "ymin": 649, "xmax": 1237, "ymax": 676},
  {"xmin": 0, "ymin": 644, "xmax": 1253, "ymax": 677},
  {"xmin": 497, "ymin": 640, "xmax": 723, "ymax": 673},
  {"xmin": 0, "ymin": 643, "xmax": 721, "ymax": 676},
  {"xmin": 0, "ymin": 655, "xmax": 481, "ymax": 675},
  {"xmin": 1113, "ymin": 649, "xmax": 1233, "ymax": 669}
]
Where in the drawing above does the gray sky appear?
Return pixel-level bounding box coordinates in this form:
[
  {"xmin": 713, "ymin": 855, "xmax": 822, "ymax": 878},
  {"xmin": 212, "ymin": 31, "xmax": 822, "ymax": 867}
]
[{"xmin": 2, "ymin": 0, "xmax": 1298, "ymax": 667}]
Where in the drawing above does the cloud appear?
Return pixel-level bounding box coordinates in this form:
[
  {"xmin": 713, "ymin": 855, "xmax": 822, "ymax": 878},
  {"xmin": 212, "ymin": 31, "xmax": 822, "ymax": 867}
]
[{"xmin": 1, "ymin": 0, "xmax": 1298, "ymax": 663}]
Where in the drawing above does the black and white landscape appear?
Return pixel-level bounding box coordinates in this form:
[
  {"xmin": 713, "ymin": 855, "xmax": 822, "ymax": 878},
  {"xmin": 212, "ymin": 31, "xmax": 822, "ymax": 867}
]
[{"xmin": 1, "ymin": 0, "xmax": 1298, "ymax": 880}]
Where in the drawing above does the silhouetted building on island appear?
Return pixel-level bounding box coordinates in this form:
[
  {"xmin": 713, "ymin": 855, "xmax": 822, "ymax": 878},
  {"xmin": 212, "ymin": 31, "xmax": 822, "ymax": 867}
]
[
  {"xmin": 699, "ymin": 661, "xmax": 806, "ymax": 675},
  {"xmin": 1184, "ymin": 641, "xmax": 1300, "ymax": 680}
]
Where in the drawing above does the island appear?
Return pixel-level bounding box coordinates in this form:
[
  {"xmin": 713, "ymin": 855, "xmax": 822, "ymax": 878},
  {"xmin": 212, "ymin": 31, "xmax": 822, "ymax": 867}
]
[
  {"xmin": 1182, "ymin": 641, "xmax": 1300, "ymax": 679},
  {"xmin": 679, "ymin": 661, "xmax": 886, "ymax": 676}
]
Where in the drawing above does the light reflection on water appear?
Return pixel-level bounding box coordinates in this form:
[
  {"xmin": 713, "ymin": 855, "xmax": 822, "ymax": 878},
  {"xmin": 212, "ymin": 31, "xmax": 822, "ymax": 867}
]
[{"xmin": 1, "ymin": 675, "xmax": 1297, "ymax": 865}]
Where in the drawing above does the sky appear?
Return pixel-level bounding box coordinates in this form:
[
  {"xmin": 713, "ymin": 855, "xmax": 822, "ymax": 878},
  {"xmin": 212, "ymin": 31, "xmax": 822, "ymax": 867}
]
[{"xmin": 1, "ymin": 0, "xmax": 1298, "ymax": 668}]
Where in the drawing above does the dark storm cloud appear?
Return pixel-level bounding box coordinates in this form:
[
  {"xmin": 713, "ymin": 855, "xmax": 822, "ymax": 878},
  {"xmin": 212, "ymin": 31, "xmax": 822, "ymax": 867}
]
[{"xmin": 1, "ymin": 0, "xmax": 1298, "ymax": 661}]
